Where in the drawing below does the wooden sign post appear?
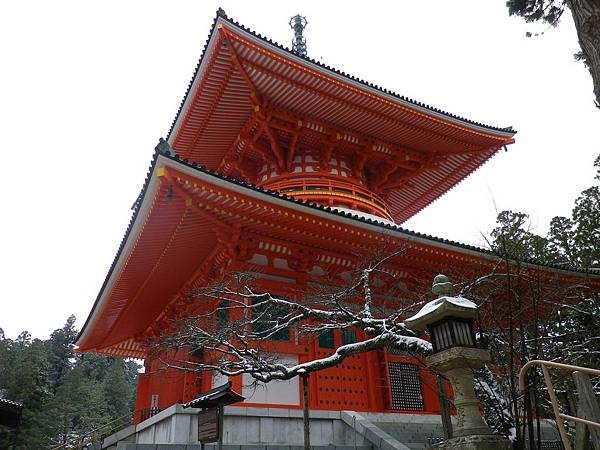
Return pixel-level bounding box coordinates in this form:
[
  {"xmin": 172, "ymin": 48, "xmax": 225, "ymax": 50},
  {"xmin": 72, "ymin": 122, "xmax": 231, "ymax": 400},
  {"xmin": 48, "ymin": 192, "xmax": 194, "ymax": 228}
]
[
  {"xmin": 183, "ymin": 382, "xmax": 244, "ymax": 450},
  {"xmin": 198, "ymin": 406, "xmax": 220, "ymax": 448}
]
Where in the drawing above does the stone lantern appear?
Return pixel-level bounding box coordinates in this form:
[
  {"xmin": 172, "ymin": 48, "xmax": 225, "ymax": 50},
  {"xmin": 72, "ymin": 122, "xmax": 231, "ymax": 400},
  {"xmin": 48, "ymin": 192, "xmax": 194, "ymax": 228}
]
[{"xmin": 405, "ymin": 274, "xmax": 511, "ymax": 450}]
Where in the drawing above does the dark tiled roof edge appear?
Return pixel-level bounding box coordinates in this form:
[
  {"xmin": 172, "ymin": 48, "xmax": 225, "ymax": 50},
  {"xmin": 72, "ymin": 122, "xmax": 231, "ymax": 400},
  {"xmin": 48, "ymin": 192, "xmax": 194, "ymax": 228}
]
[
  {"xmin": 0, "ymin": 398, "xmax": 23, "ymax": 408},
  {"xmin": 166, "ymin": 9, "xmax": 516, "ymax": 141},
  {"xmin": 77, "ymin": 149, "xmax": 598, "ymax": 343},
  {"xmin": 159, "ymin": 152, "xmax": 597, "ymax": 276},
  {"xmin": 76, "ymin": 153, "xmax": 160, "ymax": 343}
]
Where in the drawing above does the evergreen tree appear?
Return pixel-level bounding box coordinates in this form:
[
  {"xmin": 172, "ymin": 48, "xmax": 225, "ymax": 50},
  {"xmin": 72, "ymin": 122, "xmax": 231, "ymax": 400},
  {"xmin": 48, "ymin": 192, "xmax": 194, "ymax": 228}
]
[
  {"xmin": 103, "ymin": 360, "xmax": 133, "ymax": 419},
  {"xmin": 507, "ymin": 0, "xmax": 600, "ymax": 108},
  {"xmin": 46, "ymin": 364, "xmax": 111, "ymax": 446},
  {"xmin": 123, "ymin": 360, "xmax": 141, "ymax": 411},
  {"xmin": 474, "ymin": 366, "xmax": 516, "ymax": 441},
  {"xmin": 45, "ymin": 315, "xmax": 77, "ymax": 392},
  {"xmin": 0, "ymin": 328, "xmax": 14, "ymax": 397},
  {"xmin": 1, "ymin": 335, "xmax": 52, "ymax": 448},
  {"xmin": 473, "ymin": 154, "xmax": 600, "ymax": 448},
  {"xmin": 490, "ymin": 210, "xmax": 559, "ymax": 264},
  {"xmin": 0, "ymin": 317, "xmax": 140, "ymax": 448}
]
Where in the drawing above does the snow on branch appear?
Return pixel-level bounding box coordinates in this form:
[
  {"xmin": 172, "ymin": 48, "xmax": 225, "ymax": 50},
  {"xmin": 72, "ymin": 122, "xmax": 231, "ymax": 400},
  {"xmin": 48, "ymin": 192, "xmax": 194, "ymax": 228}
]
[{"xmin": 151, "ymin": 255, "xmax": 432, "ymax": 383}]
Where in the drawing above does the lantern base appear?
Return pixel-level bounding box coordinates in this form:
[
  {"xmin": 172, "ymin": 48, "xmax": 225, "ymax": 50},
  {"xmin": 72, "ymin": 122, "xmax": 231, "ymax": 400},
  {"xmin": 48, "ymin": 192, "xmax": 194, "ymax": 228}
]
[
  {"xmin": 432, "ymin": 434, "xmax": 512, "ymax": 450},
  {"xmin": 426, "ymin": 346, "xmax": 490, "ymax": 372}
]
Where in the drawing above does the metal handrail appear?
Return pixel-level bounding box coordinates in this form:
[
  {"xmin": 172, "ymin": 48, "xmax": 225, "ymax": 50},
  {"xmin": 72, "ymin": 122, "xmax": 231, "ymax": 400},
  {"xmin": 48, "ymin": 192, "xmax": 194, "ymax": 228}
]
[
  {"xmin": 519, "ymin": 360, "xmax": 600, "ymax": 450},
  {"xmin": 50, "ymin": 411, "xmax": 133, "ymax": 450}
]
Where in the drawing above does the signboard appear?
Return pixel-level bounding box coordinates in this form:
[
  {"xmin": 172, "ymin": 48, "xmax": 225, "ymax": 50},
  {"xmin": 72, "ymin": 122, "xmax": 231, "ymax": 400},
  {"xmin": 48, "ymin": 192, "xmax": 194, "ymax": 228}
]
[{"xmin": 198, "ymin": 407, "xmax": 220, "ymax": 443}]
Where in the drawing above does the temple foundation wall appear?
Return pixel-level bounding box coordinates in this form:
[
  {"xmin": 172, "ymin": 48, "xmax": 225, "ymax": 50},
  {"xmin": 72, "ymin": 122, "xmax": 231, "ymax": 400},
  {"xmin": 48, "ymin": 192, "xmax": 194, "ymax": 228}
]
[{"xmin": 103, "ymin": 405, "xmax": 561, "ymax": 450}]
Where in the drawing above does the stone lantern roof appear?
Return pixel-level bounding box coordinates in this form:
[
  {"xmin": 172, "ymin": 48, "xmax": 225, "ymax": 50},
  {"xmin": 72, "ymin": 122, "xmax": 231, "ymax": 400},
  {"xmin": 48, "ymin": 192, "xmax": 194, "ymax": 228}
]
[{"xmin": 405, "ymin": 274, "xmax": 477, "ymax": 332}]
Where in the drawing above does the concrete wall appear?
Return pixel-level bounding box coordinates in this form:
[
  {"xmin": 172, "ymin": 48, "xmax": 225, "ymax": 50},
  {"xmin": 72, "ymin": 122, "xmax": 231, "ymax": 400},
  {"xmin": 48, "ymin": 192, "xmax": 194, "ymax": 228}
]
[
  {"xmin": 222, "ymin": 407, "xmax": 348, "ymax": 446},
  {"xmin": 103, "ymin": 405, "xmax": 413, "ymax": 449},
  {"xmin": 104, "ymin": 405, "xmax": 563, "ymax": 450},
  {"xmin": 135, "ymin": 405, "xmax": 198, "ymax": 444},
  {"xmin": 130, "ymin": 405, "xmax": 366, "ymax": 446}
]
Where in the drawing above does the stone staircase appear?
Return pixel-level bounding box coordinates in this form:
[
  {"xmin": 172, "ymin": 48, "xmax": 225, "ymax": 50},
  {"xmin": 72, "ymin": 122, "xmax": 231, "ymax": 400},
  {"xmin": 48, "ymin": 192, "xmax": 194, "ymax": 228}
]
[
  {"xmin": 373, "ymin": 421, "xmax": 445, "ymax": 450},
  {"xmin": 355, "ymin": 413, "xmax": 447, "ymax": 450},
  {"xmin": 201, "ymin": 446, "xmax": 373, "ymax": 450},
  {"xmin": 367, "ymin": 414, "xmax": 564, "ymax": 450}
]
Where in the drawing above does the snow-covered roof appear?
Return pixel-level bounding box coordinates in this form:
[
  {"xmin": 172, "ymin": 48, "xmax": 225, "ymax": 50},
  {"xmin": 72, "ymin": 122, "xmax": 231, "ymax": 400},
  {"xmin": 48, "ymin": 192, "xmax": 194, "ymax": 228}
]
[
  {"xmin": 0, "ymin": 398, "xmax": 22, "ymax": 408},
  {"xmin": 405, "ymin": 295, "xmax": 477, "ymax": 331},
  {"xmin": 182, "ymin": 381, "xmax": 244, "ymax": 409}
]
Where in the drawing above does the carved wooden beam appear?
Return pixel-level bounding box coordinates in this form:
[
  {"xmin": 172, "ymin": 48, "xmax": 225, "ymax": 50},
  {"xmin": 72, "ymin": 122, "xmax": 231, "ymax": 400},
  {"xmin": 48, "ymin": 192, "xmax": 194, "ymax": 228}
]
[
  {"xmin": 286, "ymin": 133, "xmax": 299, "ymax": 169},
  {"xmin": 241, "ymin": 58, "xmax": 482, "ymax": 150},
  {"xmin": 261, "ymin": 121, "xmax": 285, "ymax": 171}
]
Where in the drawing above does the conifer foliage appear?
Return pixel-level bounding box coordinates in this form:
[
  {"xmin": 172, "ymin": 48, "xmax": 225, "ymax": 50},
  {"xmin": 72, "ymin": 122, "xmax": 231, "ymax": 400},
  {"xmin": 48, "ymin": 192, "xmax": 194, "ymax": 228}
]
[
  {"xmin": 469, "ymin": 154, "xmax": 600, "ymax": 448},
  {"xmin": 0, "ymin": 316, "xmax": 140, "ymax": 448},
  {"xmin": 507, "ymin": 0, "xmax": 600, "ymax": 107}
]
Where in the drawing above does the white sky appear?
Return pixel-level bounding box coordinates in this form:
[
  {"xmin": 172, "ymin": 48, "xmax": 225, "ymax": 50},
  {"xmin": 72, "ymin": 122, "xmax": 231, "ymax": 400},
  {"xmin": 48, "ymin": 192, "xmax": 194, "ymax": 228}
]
[{"xmin": 1, "ymin": 1, "xmax": 597, "ymax": 340}]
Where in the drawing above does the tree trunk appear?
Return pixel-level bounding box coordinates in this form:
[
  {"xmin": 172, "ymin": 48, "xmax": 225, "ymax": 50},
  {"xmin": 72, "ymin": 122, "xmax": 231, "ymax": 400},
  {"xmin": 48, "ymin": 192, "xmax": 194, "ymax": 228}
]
[
  {"xmin": 302, "ymin": 373, "xmax": 310, "ymax": 450},
  {"xmin": 568, "ymin": 394, "xmax": 589, "ymax": 450},
  {"xmin": 524, "ymin": 380, "xmax": 537, "ymax": 450},
  {"xmin": 535, "ymin": 390, "xmax": 542, "ymax": 450},
  {"xmin": 568, "ymin": 0, "xmax": 600, "ymax": 107},
  {"xmin": 573, "ymin": 371, "xmax": 600, "ymax": 450},
  {"xmin": 218, "ymin": 405, "xmax": 224, "ymax": 450}
]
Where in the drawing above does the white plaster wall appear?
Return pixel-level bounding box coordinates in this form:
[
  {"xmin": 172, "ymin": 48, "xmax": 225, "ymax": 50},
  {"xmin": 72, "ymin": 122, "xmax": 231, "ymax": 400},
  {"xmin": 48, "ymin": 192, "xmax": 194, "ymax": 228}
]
[{"xmin": 242, "ymin": 354, "xmax": 299, "ymax": 406}]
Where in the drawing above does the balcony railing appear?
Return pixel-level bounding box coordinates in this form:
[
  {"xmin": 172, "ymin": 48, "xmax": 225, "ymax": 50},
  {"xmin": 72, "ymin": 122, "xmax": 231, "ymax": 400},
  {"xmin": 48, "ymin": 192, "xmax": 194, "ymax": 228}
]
[{"xmin": 262, "ymin": 177, "xmax": 393, "ymax": 220}]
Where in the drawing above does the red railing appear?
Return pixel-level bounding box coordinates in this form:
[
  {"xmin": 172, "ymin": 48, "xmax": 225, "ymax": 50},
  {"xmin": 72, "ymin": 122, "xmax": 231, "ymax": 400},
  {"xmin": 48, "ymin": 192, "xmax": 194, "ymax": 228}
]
[{"xmin": 261, "ymin": 177, "xmax": 393, "ymax": 220}]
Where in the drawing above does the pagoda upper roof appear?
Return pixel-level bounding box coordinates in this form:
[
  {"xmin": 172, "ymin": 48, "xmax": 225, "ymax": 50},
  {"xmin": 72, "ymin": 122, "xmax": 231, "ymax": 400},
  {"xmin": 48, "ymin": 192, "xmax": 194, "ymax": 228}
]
[
  {"xmin": 165, "ymin": 10, "xmax": 516, "ymax": 224},
  {"xmin": 75, "ymin": 151, "xmax": 600, "ymax": 359}
]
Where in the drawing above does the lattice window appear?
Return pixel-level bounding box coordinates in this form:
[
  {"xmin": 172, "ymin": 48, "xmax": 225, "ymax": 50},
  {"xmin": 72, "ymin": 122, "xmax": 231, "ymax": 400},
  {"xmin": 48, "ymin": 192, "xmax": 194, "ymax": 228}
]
[
  {"xmin": 318, "ymin": 329, "xmax": 335, "ymax": 348},
  {"xmin": 217, "ymin": 300, "xmax": 229, "ymax": 328},
  {"xmin": 386, "ymin": 346, "xmax": 412, "ymax": 357},
  {"xmin": 540, "ymin": 442, "xmax": 564, "ymax": 450},
  {"xmin": 342, "ymin": 330, "xmax": 356, "ymax": 345},
  {"xmin": 388, "ymin": 362, "xmax": 424, "ymax": 411}
]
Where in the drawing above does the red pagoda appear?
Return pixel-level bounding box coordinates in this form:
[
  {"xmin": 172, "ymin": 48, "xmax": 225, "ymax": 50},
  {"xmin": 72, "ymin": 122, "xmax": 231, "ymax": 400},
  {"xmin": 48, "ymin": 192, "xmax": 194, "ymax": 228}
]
[{"xmin": 75, "ymin": 11, "xmax": 595, "ymax": 431}]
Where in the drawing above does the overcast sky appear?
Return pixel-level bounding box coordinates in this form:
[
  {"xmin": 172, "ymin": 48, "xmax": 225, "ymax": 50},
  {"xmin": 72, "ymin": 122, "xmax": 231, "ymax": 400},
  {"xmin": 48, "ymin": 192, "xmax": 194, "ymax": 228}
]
[{"xmin": 1, "ymin": 1, "xmax": 597, "ymax": 340}]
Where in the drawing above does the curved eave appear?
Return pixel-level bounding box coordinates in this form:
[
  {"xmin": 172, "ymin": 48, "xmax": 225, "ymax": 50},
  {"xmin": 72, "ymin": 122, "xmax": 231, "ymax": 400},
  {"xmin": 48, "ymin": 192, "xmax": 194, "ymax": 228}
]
[
  {"xmin": 76, "ymin": 154, "xmax": 163, "ymax": 352},
  {"xmin": 77, "ymin": 153, "xmax": 600, "ymax": 358},
  {"xmin": 164, "ymin": 13, "xmax": 515, "ymax": 224},
  {"xmin": 167, "ymin": 13, "xmax": 516, "ymax": 145},
  {"xmin": 163, "ymin": 155, "xmax": 599, "ymax": 277}
]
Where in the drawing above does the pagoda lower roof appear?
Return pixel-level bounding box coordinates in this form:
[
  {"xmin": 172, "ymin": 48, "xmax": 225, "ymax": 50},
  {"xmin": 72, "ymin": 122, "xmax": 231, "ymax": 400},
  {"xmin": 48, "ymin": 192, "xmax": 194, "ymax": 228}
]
[
  {"xmin": 76, "ymin": 152, "xmax": 600, "ymax": 359},
  {"xmin": 165, "ymin": 11, "xmax": 516, "ymax": 224}
]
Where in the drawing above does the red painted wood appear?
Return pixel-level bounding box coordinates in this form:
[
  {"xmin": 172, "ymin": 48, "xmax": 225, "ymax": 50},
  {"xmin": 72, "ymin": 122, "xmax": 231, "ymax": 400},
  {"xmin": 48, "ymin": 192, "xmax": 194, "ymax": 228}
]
[{"xmin": 82, "ymin": 15, "xmax": 600, "ymax": 426}]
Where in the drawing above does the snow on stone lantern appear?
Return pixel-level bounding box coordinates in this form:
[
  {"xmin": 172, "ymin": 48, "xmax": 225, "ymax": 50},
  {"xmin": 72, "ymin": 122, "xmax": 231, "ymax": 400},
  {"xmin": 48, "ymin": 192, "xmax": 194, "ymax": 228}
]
[{"xmin": 405, "ymin": 274, "xmax": 511, "ymax": 450}]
